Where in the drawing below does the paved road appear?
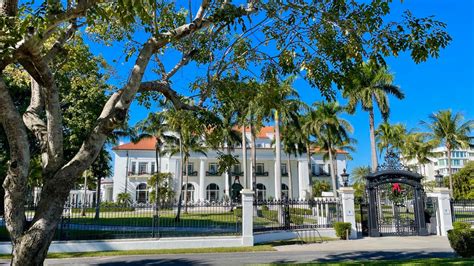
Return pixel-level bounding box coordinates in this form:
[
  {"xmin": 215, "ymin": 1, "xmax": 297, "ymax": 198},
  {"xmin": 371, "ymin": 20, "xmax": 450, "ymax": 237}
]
[{"xmin": 2, "ymin": 236, "xmax": 455, "ymax": 265}]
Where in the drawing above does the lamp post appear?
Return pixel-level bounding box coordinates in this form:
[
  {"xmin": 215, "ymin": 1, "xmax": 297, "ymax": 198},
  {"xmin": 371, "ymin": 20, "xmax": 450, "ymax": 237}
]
[
  {"xmin": 435, "ymin": 170, "xmax": 444, "ymax": 188},
  {"xmin": 341, "ymin": 168, "xmax": 350, "ymax": 187}
]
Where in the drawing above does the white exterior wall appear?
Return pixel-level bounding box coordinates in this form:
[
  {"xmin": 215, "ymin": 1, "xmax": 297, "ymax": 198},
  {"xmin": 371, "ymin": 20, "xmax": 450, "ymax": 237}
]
[
  {"xmin": 111, "ymin": 141, "xmax": 347, "ymax": 202},
  {"xmin": 404, "ymin": 142, "xmax": 474, "ymax": 181}
]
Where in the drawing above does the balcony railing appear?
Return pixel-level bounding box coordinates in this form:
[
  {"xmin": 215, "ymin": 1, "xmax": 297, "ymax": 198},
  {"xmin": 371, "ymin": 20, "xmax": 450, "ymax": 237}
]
[
  {"xmin": 128, "ymin": 171, "xmax": 153, "ymax": 176},
  {"xmin": 206, "ymin": 171, "xmax": 221, "ymax": 176},
  {"xmin": 231, "ymin": 171, "xmax": 244, "ymax": 176},
  {"xmin": 256, "ymin": 171, "xmax": 269, "ymax": 176},
  {"xmin": 183, "ymin": 171, "xmax": 198, "ymax": 176}
]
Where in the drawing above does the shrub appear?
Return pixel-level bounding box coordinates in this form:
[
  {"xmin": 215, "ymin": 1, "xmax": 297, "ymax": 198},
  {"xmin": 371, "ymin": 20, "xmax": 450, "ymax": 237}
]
[
  {"xmin": 261, "ymin": 205, "xmax": 269, "ymax": 211},
  {"xmin": 312, "ymin": 181, "xmax": 331, "ymax": 198},
  {"xmin": 261, "ymin": 209, "xmax": 279, "ymax": 222},
  {"xmin": 290, "ymin": 207, "xmax": 312, "ymax": 216},
  {"xmin": 447, "ymin": 227, "xmax": 474, "ymax": 258},
  {"xmin": 453, "ymin": 221, "xmax": 471, "ymax": 231},
  {"xmin": 333, "ymin": 222, "xmax": 352, "ymax": 240},
  {"xmin": 233, "ymin": 207, "xmax": 242, "ymax": 218},
  {"xmin": 290, "ymin": 215, "xmax": 304, "ymax": 225}
]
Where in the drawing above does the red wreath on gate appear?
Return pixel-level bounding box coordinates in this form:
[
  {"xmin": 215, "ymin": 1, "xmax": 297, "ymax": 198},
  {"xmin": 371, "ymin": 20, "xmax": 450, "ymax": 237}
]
[{"xmin": 392, "ymin": 183, "xmax": 401, "ymax": 193}]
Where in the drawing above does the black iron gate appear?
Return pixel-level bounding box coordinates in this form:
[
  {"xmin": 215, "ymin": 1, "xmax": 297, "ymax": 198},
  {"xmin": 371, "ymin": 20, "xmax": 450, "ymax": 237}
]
[{"xmin": 364, "ymin": 152, "xmax": 429, "ymax": 237}]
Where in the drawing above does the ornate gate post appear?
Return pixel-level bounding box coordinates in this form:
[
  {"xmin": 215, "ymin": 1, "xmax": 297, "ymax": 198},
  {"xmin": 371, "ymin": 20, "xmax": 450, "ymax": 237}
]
[
  {"xmin": 367, "ymin": 187, "xmax": 380, "ymax": 237},
  {"xmin": 414, "ymin": 186, "xmax": 429, "ymax": 236}
]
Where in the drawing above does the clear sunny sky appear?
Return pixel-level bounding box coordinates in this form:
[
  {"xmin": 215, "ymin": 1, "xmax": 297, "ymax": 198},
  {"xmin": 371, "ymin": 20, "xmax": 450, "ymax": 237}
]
[{"xmin": 93, "ymin": 0, "xmax": 474, "ymax": 174}]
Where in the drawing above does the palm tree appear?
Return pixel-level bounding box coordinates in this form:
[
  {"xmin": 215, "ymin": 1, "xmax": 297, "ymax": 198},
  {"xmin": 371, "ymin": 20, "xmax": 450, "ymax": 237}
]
[
  {"xmin": 256, "ymin": 77, "xmax": 304, "ymax": 199},
  {"xmin": 305, "ymin": 102, "xmax": 354, "ymax": 196},
  {"xmin": 133, "ymin": 112, "xmax": 168, "ymax": 203},
  {"xmin": 279, "ymin": 120, "xmax": 306, "ymax": 199},
  {"xmin": 421, "ymin": 110, "xmax": 473, "ymax": 193},
  {"xmin": 344, "ymin": 61, "xmax": 405, "ymax": 172},
  {"xmin": 205, "ymin": 108, "xmax": 241, "ymax": 199},
  {"xmin": 402, "ymin": 132, "xmax": 437, "ymax": 176},
  {"xmin": 375, "ymin": 122, "xmax": 406, "ymax": 155},
  {"xmin": 161, "ymin": 107, "xmax": 207, "ymax": 219}
]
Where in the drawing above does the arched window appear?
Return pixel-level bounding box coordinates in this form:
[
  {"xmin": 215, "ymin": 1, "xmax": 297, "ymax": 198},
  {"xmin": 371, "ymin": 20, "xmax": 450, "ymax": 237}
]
[
  {"xmin": 256, "ymin": 183, "xmax": 266, "ymax": 201},
  {"xmin": 206, "ymin": 183, "xmax": 220, "ymax": 202},
  {"xmin": 136, "ymin": 183, "xmax": 148, "ymax": 203},
  {"xmin": 181, "ymin": 183, "xmax": 195, "ymax": 202},
  {"xmin": 281, "ymin": 183, "xmax": 289, "ymax": 198}
]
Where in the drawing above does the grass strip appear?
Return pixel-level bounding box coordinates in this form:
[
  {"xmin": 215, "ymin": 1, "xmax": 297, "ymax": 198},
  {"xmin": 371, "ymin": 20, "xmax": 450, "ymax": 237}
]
[{"xmin": 0, "ymin": 245, "xmax": 275, "ymax": 260}]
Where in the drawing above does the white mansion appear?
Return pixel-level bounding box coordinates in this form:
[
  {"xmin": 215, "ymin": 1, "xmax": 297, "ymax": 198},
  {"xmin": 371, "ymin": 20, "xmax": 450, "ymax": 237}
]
[{"xmin": 111, "ymin": 126, "xmax": 348, "ymax": 203}]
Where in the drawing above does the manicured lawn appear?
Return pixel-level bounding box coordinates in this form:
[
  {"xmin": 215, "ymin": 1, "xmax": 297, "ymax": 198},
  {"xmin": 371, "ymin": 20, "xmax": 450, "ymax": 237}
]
[
  {"xmin": 0, "ymin": 245, "xmax": 276, "ymax": 260},
  {"xmin": 263, "ymin": 258, "xmax": 474, "ymax": 265}
]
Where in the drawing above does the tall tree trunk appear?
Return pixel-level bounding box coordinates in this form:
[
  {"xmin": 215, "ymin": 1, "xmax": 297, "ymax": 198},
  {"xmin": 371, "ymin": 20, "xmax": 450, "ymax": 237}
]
[
  {"xmin": 95, "ymin": 176, "xmax": 101, "ymax": 220},
  {"xmin": 447, "ymin": 145, "xmax": 453, "ymax": 196},
  {"xmin": 175, "ymin": 135, "xmax": 184, "ymax": 221},
  {"xmin": 306, "ymin": 142, "xmax": 312, "ymax": 198},
  {"xmin": 242, "ymin": 126, "xmax": 248, "ymax": 189},
  {"xmin": 328, "ymin": 148, "xmax": 337, "ymax": 197},
  {"xmin": 287, "ymin": 155, "xmax": 293, "ymax": 199},
  {"xmin": 274, "ymin": 110, "xmax": 281, "ymax": 200},
  {"xmin": 333, "ymin": 151, "xmax": 339, "ymax": 190},
  {"xmin": 81, "ymin": 171, "xmax": 87, "ymax": 216},
  {"xmin": 250, "ymin": 120, "xmax": 256, "ymax": 194},
  {"xmin": 227, "ymin": 145, "xmax": 234, "ymax": 209},
  {"xmin": 368, "ymin": 109, "xmax": 378, "ymax": 172},
  {"xmin": 124, "ymin": 151, "xmax": 129, "ymax": 194},
  {"xmin": 184, "ymin": 157, "xmax": 189, "ymax": 213},
  {"xmin": 154, "ymin": 142, "xmax": 160, "ymax": 215}
]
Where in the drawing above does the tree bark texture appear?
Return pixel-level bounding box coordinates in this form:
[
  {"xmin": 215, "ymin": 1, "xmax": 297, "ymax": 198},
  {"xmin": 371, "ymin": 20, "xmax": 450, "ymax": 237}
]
[
  {"xmin": 368, "ymin": 109, "xmax": 378, "ymax": 172},
  {"xmin": 274, "ymin": 111, "xmax": 281, "ymax": 200}
]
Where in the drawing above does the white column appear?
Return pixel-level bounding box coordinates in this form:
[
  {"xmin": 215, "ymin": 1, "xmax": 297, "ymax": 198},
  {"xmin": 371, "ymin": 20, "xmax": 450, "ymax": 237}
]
[
  {"xmin": 241, "ymin": 189, "xmax": 255, "ymax": 246},
  {"xmin": 427, "ymin": 187, "xmax": 453, "ymax": 236},
  {"xmin": 338, "ymin": 187, "xmax": 357, "ymax": 239},
  {"xmin": 199, "ymin": 159, "xmax": 206, "ymax": 201},
  {"xmin": 298, "ymin": 160, "xmax": 309, "ymax": 200},
  {"xmin": 225, "ymin": 172, "xmax": 230, "ymax": 197}
]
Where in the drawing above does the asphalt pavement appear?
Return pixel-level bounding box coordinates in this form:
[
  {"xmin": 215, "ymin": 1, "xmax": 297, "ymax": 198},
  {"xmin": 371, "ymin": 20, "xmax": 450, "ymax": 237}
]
[{"xmin": 2, "ymin": 236, "xmax": 455, "ymax": 265}]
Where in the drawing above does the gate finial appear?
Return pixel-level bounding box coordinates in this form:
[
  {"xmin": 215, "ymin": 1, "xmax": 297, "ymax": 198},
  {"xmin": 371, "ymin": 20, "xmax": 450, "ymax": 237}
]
[{"xmin": 377, "ymin": 151, "xmax": 409, "ymax": 171}]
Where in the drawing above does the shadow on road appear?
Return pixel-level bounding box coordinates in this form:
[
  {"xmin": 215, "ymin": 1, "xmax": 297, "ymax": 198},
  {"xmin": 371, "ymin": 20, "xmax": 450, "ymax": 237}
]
[
  {"xmin": 268, "ymin": 250, "xmax": 455, "ymax": 264},
  {"xmin": 98, "ymin": 258, "xmax": 210, "ymax": 266}
]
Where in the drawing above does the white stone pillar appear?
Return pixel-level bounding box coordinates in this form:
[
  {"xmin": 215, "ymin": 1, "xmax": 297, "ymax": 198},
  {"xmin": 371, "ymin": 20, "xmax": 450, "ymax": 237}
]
[
  {"xmin": 241, "ymin": 189, "xmax": 255, "ymax": 246},
  {"xmin": 199, "ymin": 159, "xmax": 206, "ymax": 201},
  {"xmin": 338, "ymin": 187, "xmax": 357, "ymax": 239},
  {"xmin": 427, "ymin": 187, "xmax": 453, "ymax": 236},
  {"xmin": 298, "ymin": 160, "xmax": 309, "ymax": 200}
]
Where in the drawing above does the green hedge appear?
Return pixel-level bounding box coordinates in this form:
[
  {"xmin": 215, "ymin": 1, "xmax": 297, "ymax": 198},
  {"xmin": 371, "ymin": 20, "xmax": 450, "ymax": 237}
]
[
  {"xmin": 448, "ymin": 222, "xmax": 474, "ymax": 258},
  {"xmin": 261, "ymin": 209, "xmax": 304, "ymax": 225},
  {"xmin": 233, "ymin": 207, "xmax": 242, "ymax": 218},
  {"xmin": 289, "ymin": 208, "xmax": 312, "ymax": 216},
  {"xmin": 333, "ymin": 222, "xmax": 352, "ymax": 240}
]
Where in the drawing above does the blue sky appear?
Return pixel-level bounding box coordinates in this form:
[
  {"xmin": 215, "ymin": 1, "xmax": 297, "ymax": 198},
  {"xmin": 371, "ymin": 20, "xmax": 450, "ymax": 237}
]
[{"xmin": 95, "ymin": 0, "xmax": 474, "ymax": 173}]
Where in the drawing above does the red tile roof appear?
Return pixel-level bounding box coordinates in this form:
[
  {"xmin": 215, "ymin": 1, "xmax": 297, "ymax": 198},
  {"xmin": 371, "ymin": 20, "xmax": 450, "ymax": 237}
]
[
  {"xmin": 112, "ymin": 129, "xmax": 348, "ymax": 155},
  {"xmin": 113, "ymin": 137, "xmax": 157, "ymax": 150}
]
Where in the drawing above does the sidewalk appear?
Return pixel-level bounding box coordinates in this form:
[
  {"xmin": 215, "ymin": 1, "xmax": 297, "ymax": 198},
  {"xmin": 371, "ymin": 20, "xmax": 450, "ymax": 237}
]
[{"xmin": 274, "ymin": 235, "xmax": 452, "ymax": 252}]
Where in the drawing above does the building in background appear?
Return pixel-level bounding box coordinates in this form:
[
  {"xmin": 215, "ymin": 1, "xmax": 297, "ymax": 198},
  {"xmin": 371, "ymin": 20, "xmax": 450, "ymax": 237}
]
[
  {"xmin": 111, "ymin": 126, "xmax": 348, "ymax": 203},
  {"xmin": 404, "ymin": 137, "xmax": 474, "ymax": 180}
]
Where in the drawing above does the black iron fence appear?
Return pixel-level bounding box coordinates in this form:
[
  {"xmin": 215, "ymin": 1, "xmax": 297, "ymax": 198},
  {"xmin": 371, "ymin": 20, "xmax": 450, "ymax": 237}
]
[
  {"xmin": 253, "ymin": 198, "xmax": 342, "ymax": 232},
  {"xmin": 0, "ymin": 201, "xmax": 242, "ymax": 241},
  {"xmin": 452, "ymin": 200, "xmax": 474, "ymax": 225}
]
